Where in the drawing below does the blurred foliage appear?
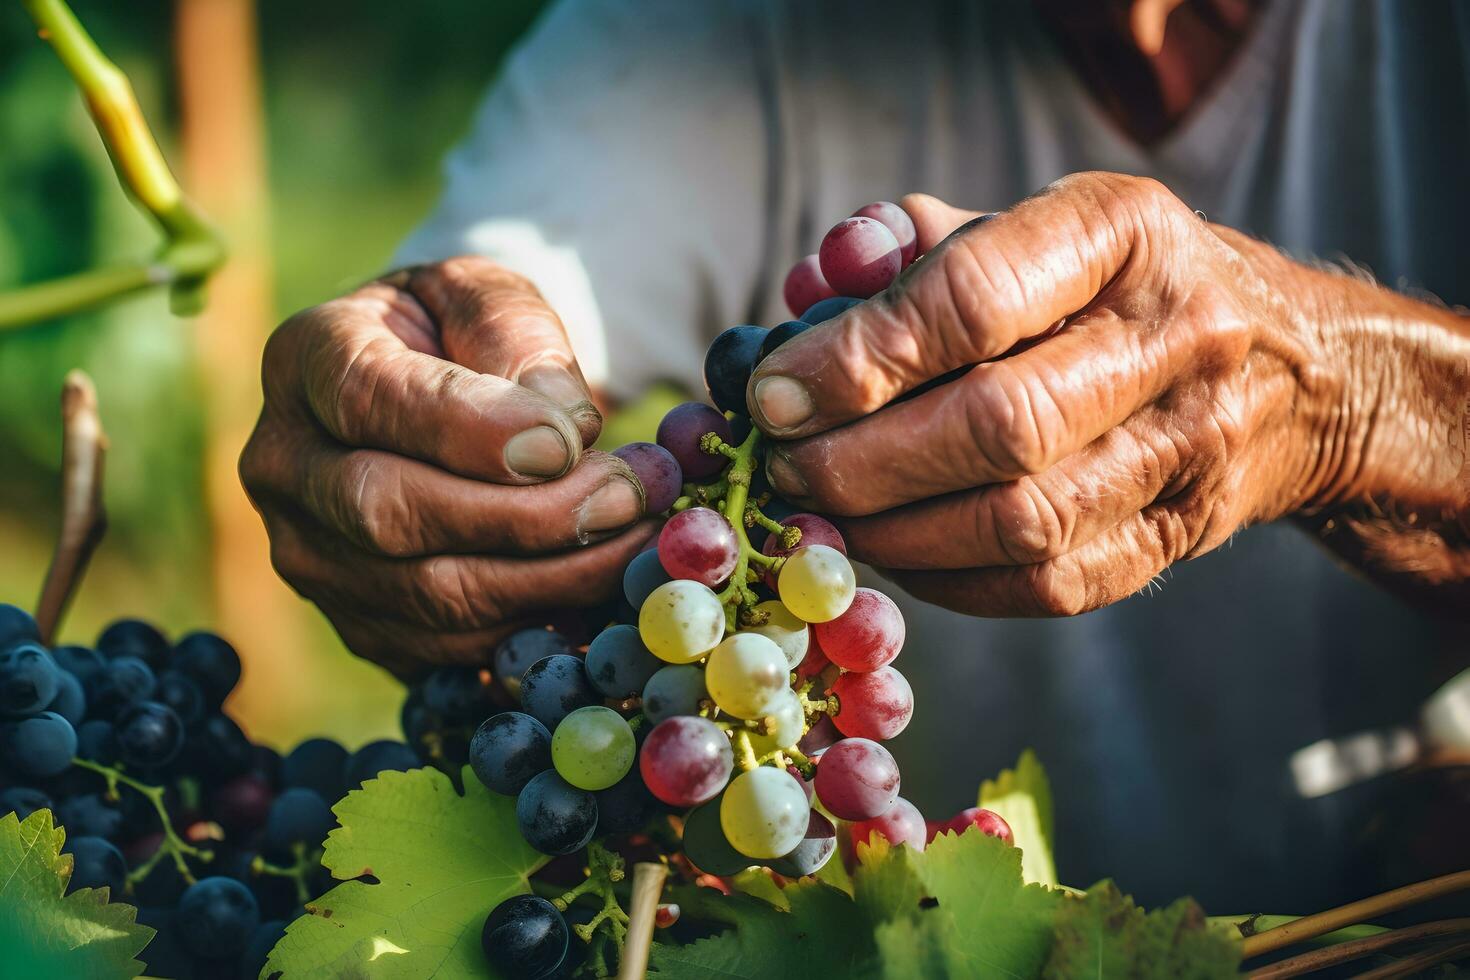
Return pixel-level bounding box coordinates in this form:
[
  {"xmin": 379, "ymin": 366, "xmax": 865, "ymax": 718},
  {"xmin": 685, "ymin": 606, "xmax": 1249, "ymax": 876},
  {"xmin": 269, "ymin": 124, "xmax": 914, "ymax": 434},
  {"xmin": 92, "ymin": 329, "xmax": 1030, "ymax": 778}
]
[{"xmin": 0, "ymin": 0, "xmax": 547, "ymax": 742}]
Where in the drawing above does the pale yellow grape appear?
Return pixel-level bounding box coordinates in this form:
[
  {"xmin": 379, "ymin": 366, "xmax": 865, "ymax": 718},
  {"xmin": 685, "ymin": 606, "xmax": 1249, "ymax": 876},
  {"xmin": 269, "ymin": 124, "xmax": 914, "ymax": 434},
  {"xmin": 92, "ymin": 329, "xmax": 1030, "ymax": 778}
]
[
  {"xmin": 705, "ymin": 633, "xmax": 789, "ymax": 719},
  {"xmin": 720, "ymin": 766, "xmax": 811, "ymax": 858},
  {"xmin": 778, "ymin": 545, "xmax": 857, "ymax": 623},
  {"xmin": 745, "ymin": 600, "xmax": 809, "ymax": 670},
  {"xmin": 639, "ymin": 580, "xmax": 725, "ymax": 664},
  {"xmin": 749, "ymin": 687, "xmax": 805, "ymax": 756}
]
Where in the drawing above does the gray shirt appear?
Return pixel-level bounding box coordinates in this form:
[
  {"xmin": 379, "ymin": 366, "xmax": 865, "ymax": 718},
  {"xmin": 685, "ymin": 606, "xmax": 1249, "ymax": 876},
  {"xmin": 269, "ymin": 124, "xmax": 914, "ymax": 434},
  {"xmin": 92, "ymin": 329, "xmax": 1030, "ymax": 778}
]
[{"xmin": 399, "ymin": 0, "xmax": 1470, "ymax": 911}]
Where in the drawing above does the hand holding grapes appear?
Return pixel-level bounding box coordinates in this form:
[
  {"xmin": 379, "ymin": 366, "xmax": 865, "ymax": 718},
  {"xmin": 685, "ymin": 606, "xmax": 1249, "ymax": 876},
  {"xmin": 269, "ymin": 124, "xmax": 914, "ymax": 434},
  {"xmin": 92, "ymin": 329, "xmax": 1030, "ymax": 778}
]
[
  {"xmin": 240, "ymin": 257, "xmax": 655, "ymax": 674},
  {"xmin": 750, "ymin": 173, "xmax": 1470, "ymax": 616}
]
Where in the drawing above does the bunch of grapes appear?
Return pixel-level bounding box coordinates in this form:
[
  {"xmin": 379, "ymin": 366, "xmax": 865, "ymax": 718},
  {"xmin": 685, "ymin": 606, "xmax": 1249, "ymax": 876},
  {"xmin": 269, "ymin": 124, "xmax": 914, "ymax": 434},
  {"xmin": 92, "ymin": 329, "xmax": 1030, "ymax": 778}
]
[
  {"xmin": 475, "ymin": 203, "xmax": 1014, "ymax": 979},
  {"xmin": 0, "ymin": 603, "xmax": 422, "ymax": 980}
]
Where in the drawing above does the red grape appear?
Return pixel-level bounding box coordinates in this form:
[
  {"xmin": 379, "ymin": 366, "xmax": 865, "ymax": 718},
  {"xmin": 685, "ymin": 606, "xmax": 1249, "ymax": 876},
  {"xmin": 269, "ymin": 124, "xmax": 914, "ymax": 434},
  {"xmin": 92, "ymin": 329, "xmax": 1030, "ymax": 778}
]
[
  {"xmin": 819, "ymin": 217, "xmax": 901, "ymax": 298},
  {"xmin": 797, "ymin": 713, "xmax": 839, "ymax": 758},
  {"xmin": 783, "ymin": 254, "xmax": 836, "ymax": 318},
  {"xmin": 813, "ymin": 737, "xmax": 899, "ymax": 820},
  {"xmin": 656, "ymin": 403, "xmax": 734, "ymax": 480},
  {"xmin": 945, "ymin": 807, "xmax": 1014, "ymax": 844},
  {"xmin": 761, "ymin": 513, "xmax": 846, "ymax": 587},
  {"xmin": 851, "ymin": 796, "xmax": 926, "ymax": 852},
  {"xmin": 787, "ymin": 764, "xmax": 814, "ymax": 803},
  {"xmin": 612, "ymin": 442, "xmax": 682, "ymax": 514},
  {"xmin": 639, "ymin": 716, "xmax": 732, "ymax": 807},
  {"xmin": 813, "ymin": 588, "xmax": 905, "ymax": 672},
  {"xmin": 794, "ymin": 632, "xmax": 830, "ymax": 679},
  {"xmin": 831, "ymin": 667, "xmax": 913, "ymax": 741},
  {"xmin": 852, "ymin": 202, "xmax": 918, "ymax": 267},
  {"xmin": 658, "ymin": 508, "xmax": 739, "ymax": 587}
]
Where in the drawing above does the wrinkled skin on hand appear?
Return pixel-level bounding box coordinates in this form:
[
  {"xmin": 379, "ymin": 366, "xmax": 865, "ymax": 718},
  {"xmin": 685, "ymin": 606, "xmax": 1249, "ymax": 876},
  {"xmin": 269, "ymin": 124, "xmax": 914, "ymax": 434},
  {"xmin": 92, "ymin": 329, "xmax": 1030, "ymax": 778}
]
[
  {"xmin": 748, "ymin": 172, "xmax": 1470, "ymax": 616},
  {"xmin": 240, "ymin": 258, "xmax": 655, "ymax": 674}
]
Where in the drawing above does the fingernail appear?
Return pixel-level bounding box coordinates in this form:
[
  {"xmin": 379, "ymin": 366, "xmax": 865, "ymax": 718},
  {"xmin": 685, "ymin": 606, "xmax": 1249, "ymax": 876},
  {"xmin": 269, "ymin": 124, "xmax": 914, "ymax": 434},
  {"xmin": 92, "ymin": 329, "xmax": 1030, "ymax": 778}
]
[
  {"xmin": 506, "ymin": 425, "xmax": 572, "ymax": 477},
  {"xmin": 766, "ymin": 449, "xmax": 809, "ymax": 497},
  {"xmin": 522, "ymin": 365, "xmax": 591, "ymax": 411},
  {"xmin": 754, "ymin": 376, "xmax": 814, "ymax": 430},
  {"xmin": 579, "ymin": 476, "xmax": 643, "ymax": 535}
]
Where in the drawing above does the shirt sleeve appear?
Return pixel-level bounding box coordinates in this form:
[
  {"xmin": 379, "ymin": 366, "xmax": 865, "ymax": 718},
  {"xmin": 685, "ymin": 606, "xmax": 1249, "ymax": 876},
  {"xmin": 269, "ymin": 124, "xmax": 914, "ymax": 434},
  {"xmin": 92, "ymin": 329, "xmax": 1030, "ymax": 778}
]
[{"xmin": 393, "ymin": 0, "xmax": 771, "ymax": 400}]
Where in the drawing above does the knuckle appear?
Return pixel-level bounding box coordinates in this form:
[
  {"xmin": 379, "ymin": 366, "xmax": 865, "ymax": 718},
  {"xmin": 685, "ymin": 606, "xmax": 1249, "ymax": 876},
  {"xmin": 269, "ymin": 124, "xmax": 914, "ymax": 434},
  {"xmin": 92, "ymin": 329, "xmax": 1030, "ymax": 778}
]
[
  {"xmin": 966, "ymin": 372, "xmax": 1051, "ymax": 477},
  {"xmin": 409, "ymin": 558, "xmax": 505, "ymax": 632},
  {"xmin": 983, "ymin": 480, "xmax": 1072, "ymax": 564},
  {"xmin": 341, "ymin": 456, "xmax": 416, "ymax": 557},
  {"xmin": 1023, "ymin": 561, "xmax": 1088, "ymax": 617}
]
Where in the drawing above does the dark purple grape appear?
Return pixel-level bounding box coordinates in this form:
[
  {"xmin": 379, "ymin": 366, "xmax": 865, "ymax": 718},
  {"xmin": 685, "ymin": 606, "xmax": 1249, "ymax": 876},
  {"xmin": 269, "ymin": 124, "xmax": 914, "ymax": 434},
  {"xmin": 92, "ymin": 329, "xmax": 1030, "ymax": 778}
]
[
  {"xmin": 493, "ymin": 628, "xmax": 574, "ymax": 699},
  {"xmin": 656, "ymin": 402, "xmax": 734, "ymax": 479},
  {"xmin": 612, "ymin": 442, "xmax": 682, "ymax": 514},
  {"xmin": 75, "ymin": 718, "xmax": 118, "ymax": 764},
  {"xmin": 97, "ymin": 619, "xmax": 171, "ymax": 670},
  {"xmin": 469, "ymin": 712, "xmax": 551, "ymax": 795},
  {"xmin": 173, "ymin": 632, "xmax": 241, "ymax": 707},
  {"xmin": 800, "ymin": 296, "xmax": 862, "ymax": 325},
  {"xmin": 594, "ymin": 767, "xmax": 658, "ymax": 835},
  {"xmin": 283, "ymin": 738, "xmax": 348, "ymax": 801},
  {"xmin": 681, "ymin": 794, "xmax": 748, "ymax": 875},
  {"xmin": 518, "ymin": 655, "xmax": 598, "ymax": 730},
  {"xmin": 641, "ymin": 664, "xmax": 708, "ymax": 724},
  {"xmin": 0, "ymin": 711, "xmax": 77, "ymax": 778},
  {"xmin": 759, "ymin": 320, "xmax": 813, "ymax": 360},
  {"xmin": 175, "ymin": 877, "xmax": 260, "ymax": 959},
  {"xmin": 516, "ymin": 771, "xmax": 597, "ymax": 855},
  {"xmin": 64, "ymin": 836, "xmax": 127, "ymax": 894},
  {"xmin": 152, "ymin": 670, "xmax": 205, "ymax": 729},
  {"xmin": 57, "ymin": 792, "xmax": 123, "ymax": 839},
  {"xmin": 585, "ymin": 626, "xmax": 660, "ymax": 699},
  {"xmin": 703, "ymin": 326, "xmax": 769, "ymax": 415},
  {"xmin": 770, "ymin": 809, "xmax": 838, "ymax": 877},
  {"xmin": 0, "ymin": 604, "xmax": 39, "ymax": 650},
  {"xmin": 343, "ymin": 740, "xmax": 418, "ymax": 790},
  {"xmin": 115, "ymin": 701, "xmax": 185, "ymax": 768},
  {"xmin": 422, "ymin": 665, "xmax": 497, "ymax": 726},
  {"xmin": 242, "ymin": 920, "xmax": 287, "ymax": 980},
  {"xmin": 83, "ymin": 656, "xmax": 156, "ymax": 720},
  {"xmin": 45, "ymin": 668, "xmax": 86, "ymax": 725},
  {"xmin": 51, "ymin": 644, "xmax": 105, "ymax": 681},
  {"xmin": 622, "ymin": 549, "xmax": 672, "ymax": 610},
  {"xmin": 0, "ymin": 642, "xmax": 60, "ymax": 717},
  {"xmin": 0, "ymin": 786, "xmax": 53, "ymax": 820},
  {"xmin": 210, "ymin": 773, "xmax": 275, "ymax": 836},
  {"xmin": 263, "ymin": 787, "xmax": 335, "ymax": 851},
  {"xmin": 482, "ymin": 894, "xmax": 568, "ymax": 980}
]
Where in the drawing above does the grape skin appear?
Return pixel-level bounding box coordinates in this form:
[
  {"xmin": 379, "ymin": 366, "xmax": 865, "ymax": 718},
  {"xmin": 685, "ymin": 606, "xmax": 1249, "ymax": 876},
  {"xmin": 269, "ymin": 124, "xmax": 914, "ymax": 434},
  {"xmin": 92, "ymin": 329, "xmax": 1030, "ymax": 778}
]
[
  {"xmin": 778, "ymin": 545, "xmax": 857, "ymax": 623},
  {"xmin": 681, "ymin": 794, "xmax": 751, "ymax": 876},
  {"xmin": 612, "ymin": 441, "xmax": 683, "ymax": 514},
  {"xmin": 622, "ymin": 549, "xmax": 672, "ymax": 610},
  {"xmin": 551, "ymin": 705, "xmax": 635, "ymax": 791},
  {"xmin": 770, "ymin": 809, "xmax": 837, "ymax": 877},
  {"xmin": 518, "ymin": 654, "xmax": 600, "ymax": 729},
  {"xmin": 114, "ymin": 700, "xmax": 185, "ymax": 768},
  {"xmin": 748, "ymin": 687, "xmax": 804, "ymax": 755},
  {"xmin": 0, "ymin": 711, "xmax": 77, "ymax": 778},
  {"xmin": 175, "ymin": 876, "xmax": 261, "ymax": 959},
  {"xmin": 658, "ymin": 507, "xmax": 739, "ymax": 587},
  {"xmin": 759, "ymin": 320, "xmax": 813, "ymax": 360},
  {"xmin": 638, "ymin": 580, "xmax": 725, "ymax": 664},
  {"xmin": 656, "ymin": 402, "xmax": 733, "ymax": 480},
  {"xmin": 639, "ymin": 716, "xmax": 733, "ymax": 807},
  {"xmin": 831, "ymin": 666, "xmax": 914, "ymax": 742},
  {"xmin": 819, "ymin": 217, "xmax": 901, "ymax": 298},
  {"xmin": 585, "ymin": 625, "xmax": 661, "ymax": 699},
  {"xmin": 705, "ymin": 633, "xmax": 790, "ymax": 720},
  {"xmin": 944, "ymin": 807, "xmax": 1014, "ymax": 844},
  {"xmin": 813, "ymin": 588, "xmax": 905, "ymax": 672},
  {"xmin": 263, "ymin": 787, "xmax": 335, "ymax": 852},
  {"xmin": 703, "ymin": 326, "xmax": 769, "ymax": 414},
  {"xmin": 850, "ymin": 796, "xmax": 927, "ymax": 852},
  {"xmin": 0, "ymin": 643, "xmax": 61, "ymax": 717},
  {"xmin": 720, "ymin": 767, "xmax": 811, "ymax": 859},
  {"xmin": 470, "ymin": 712, "xmax": 552, "ymax": 795},
  {"xmin": 641, "ymin": 664, "xmax": 709, "ymax": 724},
  {"xmin": 493, "ymin": 628, "xmax": 574, "ymax": 698},
  {"xmin": 65, "ymin": 835, "xmax": 127, "ymax": 894},
  {"xmin": 744, "ymin": 600, "xmax": 809, "ymax": 670},
  {"xmin": 800, "ymin": 296, "xmax": 862, "ymax": 325},
  {"xmin": 852, "ymin": 201, "xmax": 918, "ymax": 267},
  {"xmin": 482, "ymin": 895, "xmax": 569, "ymax": 980},
  {"xmin": 516, "ymin": 771, "xmax": 598, "ymax": 855},
  {"xmin": 782, "ymin": 254, "xmax": 836, "ymax": 318},
  {"xmin": 593, "ymin": 768, "xmax": 658, "ymax": 835},
  {"xmin": 813, "ymin": 737, "xmax": 899, "ymax": 820}
]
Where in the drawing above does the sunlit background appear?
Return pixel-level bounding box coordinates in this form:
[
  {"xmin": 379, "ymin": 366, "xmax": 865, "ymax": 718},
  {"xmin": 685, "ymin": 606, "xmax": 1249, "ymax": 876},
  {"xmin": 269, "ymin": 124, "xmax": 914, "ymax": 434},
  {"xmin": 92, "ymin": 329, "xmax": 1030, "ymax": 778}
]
[{"xmin": 0, "ymin": 0, "xmax": 550, "ymax": 749}]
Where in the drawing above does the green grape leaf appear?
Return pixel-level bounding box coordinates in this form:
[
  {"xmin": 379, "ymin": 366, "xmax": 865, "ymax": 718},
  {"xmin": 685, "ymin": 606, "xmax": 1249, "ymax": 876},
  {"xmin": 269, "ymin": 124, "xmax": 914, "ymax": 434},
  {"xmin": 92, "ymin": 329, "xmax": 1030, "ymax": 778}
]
[
  {"xmin": 1043, "ymin": 881, "xmax": 1241, "ymax": 979},
  {"xmin": 265, "ymin": 766, "xmax": 548, "ymax": 979},
  {"xmin": 871, "ymin": 828, "xmax": 1065, "ymax": 980},
  {"xmin": 0, "ymin": 809, "xmax": 152, "ymax": 979},
  {"xmin": 648, "ymin": 879, "xmax": 880, "ymax": 978},
  {"xmin": 979, "ymin": 748, "xmax": 1058, "ymax": 887}
]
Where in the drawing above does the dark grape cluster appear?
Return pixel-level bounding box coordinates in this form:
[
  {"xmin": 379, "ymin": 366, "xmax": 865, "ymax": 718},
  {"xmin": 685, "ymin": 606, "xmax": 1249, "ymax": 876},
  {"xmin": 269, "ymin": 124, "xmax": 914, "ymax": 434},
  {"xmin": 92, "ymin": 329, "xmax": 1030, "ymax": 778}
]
[{"xmin": 0, "ymin": 603, "xmax": 421, "ymax": 979}]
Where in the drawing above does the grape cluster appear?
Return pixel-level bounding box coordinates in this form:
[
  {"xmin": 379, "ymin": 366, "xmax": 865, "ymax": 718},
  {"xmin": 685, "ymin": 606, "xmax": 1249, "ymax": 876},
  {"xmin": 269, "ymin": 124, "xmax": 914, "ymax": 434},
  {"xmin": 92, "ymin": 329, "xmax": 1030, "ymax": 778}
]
[
  {"xmin": 477, "ymin": 202, "xmax": 1022, "ymax": 976},
  {"xmin": 0, "ymin": 603, "xmax": 421, "ymax": 980}
]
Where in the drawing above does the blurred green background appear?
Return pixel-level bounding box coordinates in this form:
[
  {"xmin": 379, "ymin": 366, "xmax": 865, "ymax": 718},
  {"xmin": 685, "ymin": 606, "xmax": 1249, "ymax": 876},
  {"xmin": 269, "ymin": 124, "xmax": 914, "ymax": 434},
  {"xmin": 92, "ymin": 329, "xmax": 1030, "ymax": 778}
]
[{"xmin": 0, "ymin": 0, "xmax": 549, "ymax": 749}]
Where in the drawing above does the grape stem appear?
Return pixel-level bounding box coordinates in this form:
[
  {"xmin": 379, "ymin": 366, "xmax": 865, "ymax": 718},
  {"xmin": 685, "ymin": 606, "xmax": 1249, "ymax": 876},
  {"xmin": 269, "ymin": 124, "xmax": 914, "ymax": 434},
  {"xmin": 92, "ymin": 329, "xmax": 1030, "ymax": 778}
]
[
  {"xmin": 731, "ymin": 729, "xmax": 760, "ymax": 772},
  {"xmin": 709, "ymin": 427, "xmax": 775, "ymax": 630},
  {"xmin": 556, "ymin": 842, "xmax": 631, "ymax": 951},
  {"xmin": 72, "ymin": 756, "xmax": 213, "ymax": 885},
  {"xmin": 253, "ymin": 843, "xmax": 320, "ymax": 904}
]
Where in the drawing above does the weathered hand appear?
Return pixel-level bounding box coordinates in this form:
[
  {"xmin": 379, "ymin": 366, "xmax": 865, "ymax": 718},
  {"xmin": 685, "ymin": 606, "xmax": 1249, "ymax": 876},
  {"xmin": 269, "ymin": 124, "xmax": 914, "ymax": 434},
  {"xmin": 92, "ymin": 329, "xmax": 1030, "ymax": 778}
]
[
  {"xmin": 240, "ymin": 257, "xmax": 655, "ymax": 673},
  {"xmin": 747, "ymin": 172, "xmax": 1466, "ymax": 616}
]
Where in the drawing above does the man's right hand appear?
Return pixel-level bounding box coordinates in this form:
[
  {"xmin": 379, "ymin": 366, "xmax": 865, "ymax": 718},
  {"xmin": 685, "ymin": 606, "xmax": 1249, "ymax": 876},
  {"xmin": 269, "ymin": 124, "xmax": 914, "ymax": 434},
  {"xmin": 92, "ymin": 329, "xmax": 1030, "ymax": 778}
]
[{"xmin": 239, "ymin": 257, "xmax": 656, "ymax": 675}]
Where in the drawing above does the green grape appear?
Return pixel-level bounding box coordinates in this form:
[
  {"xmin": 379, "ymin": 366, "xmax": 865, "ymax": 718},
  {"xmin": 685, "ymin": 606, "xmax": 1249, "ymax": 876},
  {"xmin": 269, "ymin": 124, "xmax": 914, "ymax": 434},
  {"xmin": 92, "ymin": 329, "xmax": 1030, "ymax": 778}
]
[
  {"xmin": 745, "ymin": 600, "xmax": 809, "ymax": 670},
  {"xmin": 778, "ymin": 545, "xmax": 856, "ymax": 623},
  {"xmin": 551, "ymin": 705, "xmax": 635, "ymax": 791},
  {"xmin": 705, "ymin": 633, "xmax": 789, "ymax": 720},
  {"xmin": 639, "ymin": 580, "xmax": 726, "ymax": 664},
  {"xmin": 720, "ymin": 766, "xmax": 810, "ymax": 859},
  {"xmin": 749, "ymin": 687, "xmax": 805, "ymax": 756}
]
